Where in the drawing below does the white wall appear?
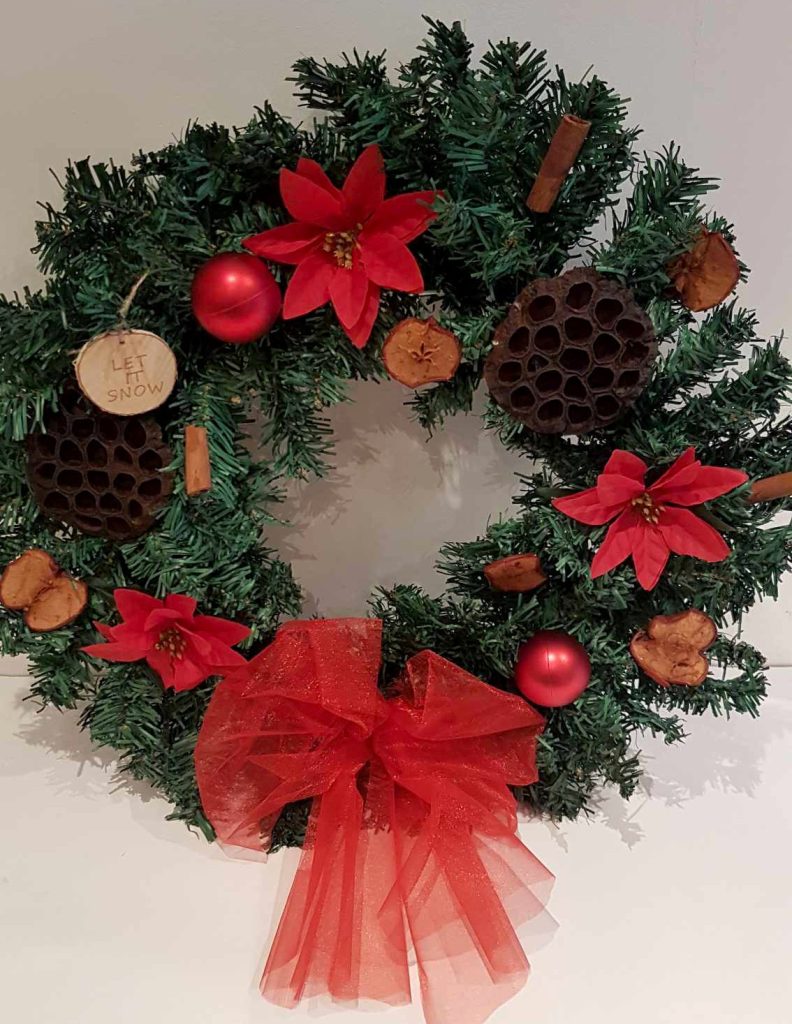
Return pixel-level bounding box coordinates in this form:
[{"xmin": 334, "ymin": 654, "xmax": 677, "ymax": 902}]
[{"xmin": 1, "ymin": 0, "xmax": 790, "ymax": 664}]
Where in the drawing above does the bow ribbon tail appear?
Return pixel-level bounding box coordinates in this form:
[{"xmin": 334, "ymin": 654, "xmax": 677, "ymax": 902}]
[
  {"xmin": 262, "ymin": 765, "xmax": 412, "ymax": 1009},
  {"xmin": 195, "ymin": 620, "xmax": 555, "ymax": 1024},
  {"xmin": 388, "ymin": 802, "xmax": 552, "ymax": 1024}
]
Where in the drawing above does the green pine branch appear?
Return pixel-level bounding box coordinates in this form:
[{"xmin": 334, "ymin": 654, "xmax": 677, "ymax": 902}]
[{"xmin": 1, "ymin": 19, "xmax": 789, "ymax": 839}]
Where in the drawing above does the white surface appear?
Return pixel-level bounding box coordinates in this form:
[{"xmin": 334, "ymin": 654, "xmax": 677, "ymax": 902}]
[
  {"xmin": 1, "ymin": 1, "xmax": 791, "ymax": 668},
  {"xmin": 1, "ymin": 672, "xmax": 791, "ymax": 1023}
]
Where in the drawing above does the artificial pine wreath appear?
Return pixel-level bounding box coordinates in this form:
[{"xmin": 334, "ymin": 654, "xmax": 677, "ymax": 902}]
[{"xmin": 1, "ymin": 18, "xmax": 791, "ymax": 856}]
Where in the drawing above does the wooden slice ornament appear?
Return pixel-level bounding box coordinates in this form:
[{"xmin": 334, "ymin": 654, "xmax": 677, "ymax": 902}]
[
  {"xmin": 0, "ymin": 548, "xmax": 88, "ymax": 632},
  {"xmin": 630, "ymin": 609, "xmax": 717, "ymax": 687},
  {"xmin": 382, "ymin": 318, "xmax": 461, "ymax": 388},
  {"xmin": 484, "ymin": 553, "xmax": 547, "ymax": 592},
  {"xmin": 667, "ymin": 229, "xmax": 740, "ymax": 312},
  {"xmin": 75, "ymin": 329, "xmax": 177, "ymax": 415},
  {"xmin": 484, "ymin": 267, "xmax": 657, "ymax": 435}
]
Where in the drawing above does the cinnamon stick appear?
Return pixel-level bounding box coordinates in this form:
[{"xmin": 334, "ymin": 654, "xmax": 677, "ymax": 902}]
[
  {"xmin": 185, "ymin": 425, "xmax": 212, "ymax": 496},
  {"xmin": 748, "ymin": 471, "xmax": 792, "ymax": 504},
  {"xmin": 526, "ymin": 114, "xmax": 591, "ymax": 213}
]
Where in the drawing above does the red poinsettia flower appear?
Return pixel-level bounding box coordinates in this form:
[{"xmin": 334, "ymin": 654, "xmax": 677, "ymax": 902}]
[
  {"xmin": 82, "ymin": 589, "xmax": 251, "ymax": 692},
  {"xmin": 552, "ymin": 448, "xmax": 748, "ymax": 590},
  {"xmin": 243, "ymin": 144, "xmax": 439, "ymax": 348}
]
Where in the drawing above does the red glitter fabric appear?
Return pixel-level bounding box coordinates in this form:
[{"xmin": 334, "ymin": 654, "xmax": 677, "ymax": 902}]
[{"xmin": 195, "ymin": 618, "xmax": 553, "ymax": 1024}]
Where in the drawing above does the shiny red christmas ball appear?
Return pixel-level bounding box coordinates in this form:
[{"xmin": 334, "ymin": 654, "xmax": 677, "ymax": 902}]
[
  {"xmin": 515, "ymin": 630, "xmax": 591, "ymax": 707},
  {"xmin": 191, "ymin": 253, "xmax": 281, "ymax": 344}
]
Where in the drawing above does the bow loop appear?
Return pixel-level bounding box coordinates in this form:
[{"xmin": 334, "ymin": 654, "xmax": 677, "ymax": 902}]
[
  {"xmin": 384, "ymin": 650, "xmax": 544, "ymax": 781},
  {"xmin": 264, "ymin": 618, "xmax": 386, "ymax": 731},
  {"xmin": 395, "ymin": 649, "xmax": 544, "ymax": 743},
  {"xmin": 195, "ymin": 618, "xmax": 554, "ymax": 1024}
]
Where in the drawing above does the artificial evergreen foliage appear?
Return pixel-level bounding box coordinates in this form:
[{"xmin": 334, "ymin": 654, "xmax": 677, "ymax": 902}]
[{"xmin": 1, "ymin": 20, "xmax": 790, "ymax": 845}]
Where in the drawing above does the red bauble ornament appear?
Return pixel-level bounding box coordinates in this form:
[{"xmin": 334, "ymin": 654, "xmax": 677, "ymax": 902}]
[
  {"xmin": 515, "ymin": 630, "xmax": 591, "ymax": 707},
  {"xmin": 191, "ymin": 253, "xmax": 281, "ymax": 344}
]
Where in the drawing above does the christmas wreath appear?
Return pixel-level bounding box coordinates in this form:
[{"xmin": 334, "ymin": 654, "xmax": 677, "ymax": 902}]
[{"xmin": 2, "ymin": 18, "xmax": 791, "ymax": 1022}]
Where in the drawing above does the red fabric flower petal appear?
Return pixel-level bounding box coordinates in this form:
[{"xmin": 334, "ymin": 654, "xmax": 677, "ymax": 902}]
[
  {"xmin": 144, "ymin": 607, "xmax": 182, "ymax": 632},
  {"xmin": 651, "ymin": 463, "xmax": 748, "ymax": 506},
  {"xmin": 648, "ymin": 447, "xmax": 697, "ymax": 496},
  {"xmin": 172, "ymin": 661, "xmax": 210, "ymax": 692},
  {"xmin": 243, "ymin": 222, "xmax": 323, "ymax": 264},
  {"xmin": 84, "ymin": 588, "xmax": 249, "ymax": 692},
  {"xmin": 342, "ymin": 145, "xmax": 386, "ymax": 223},
  {"xmin": 282, "ymin": 252, "xmax": 335, "ymax": 318},
  {"xmin": 165, "ymin": 594, "xmax": 198, "ymax": 618},
  {"xmin": 343, "ymin": 283, "xmax": 381, "ymax": 348},
  {"xmin": 146, "ymin": 647, "xmax": 212, "ymax": 691},
  {"xmin": 145, "ymin": 647, "xmax": 178, "ymax": 688},
  {"xmin": 648, "ymin": 446, "xmax": 727, "ymax": 502},
  {"xmin": 244, "ymin": 149, "xmax": 436, "ymax": 345},
  {"xmin": 172, "ymin": 663, "xmax": 210, "ymax": 688},
  {"xmin": 602, "ymin": 450, "xmax": 648, "ymax": 482},
  {"xmin": 359, "ymin": 230, "xmax": 424, "ymax": 292},
  {"xmin": 329, "ymin": 257, "xmax": 370, "ymax": 329},
  {"xmin": 114, "ymin": 588, "xmax": 161, "ymax": 628},
  {"xmin": 557, "ymin": 444, "xmax": 743, "ymax": 590},
  {"xmin": 82, "ymin": 639, "xmax": 150, "ymax": 662},
  {"xmin": 597, "ymin": 473, "xmax": 644, "ymax": 507},
  {"xmin": 366, "ymin": 191, "xmax": 439, "ymax": 242},
  {"xmin": 99, "ymin": 621, "xmax": 153, "ymax": 646},
  {"xmin": 204, "ymin": 645, "xmax": 248, "ymax": 670},
  {"xmin": 631, "ymin": 525, "xmax": 670, "ymax": 591},
  {"xmin": 279, "ymin": 167, "xmax": 344, "ymax": 229},
  {"xmin": 590, "ymin": 508, "xmax": 640, "ymax": 578},
  {"xmin": 658, "ymin": 507, "xmax": 731, "ymax": 561},
  {"xmin": 192, "ymin": 614, "xmax": 251, "ymax": 647},
  {"xmin": 179, "ymin": 625, "xmax": 214, "ymax": 661},
  {"xmin": 552, "ymin": 486, "xmax": 621, "ymax": 527},
  {"xmin": 296, "ymin": 157, "xmax": 343, "ymax": 200}
]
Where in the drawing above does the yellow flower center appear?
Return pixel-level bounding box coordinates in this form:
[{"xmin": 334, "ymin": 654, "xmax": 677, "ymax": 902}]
[
  {"xmin": 323, "ymin": 228, "xmax": 360, "ymax": 269},
  {"xmin": 631, "ymin": 492, "xmax": 662, "ymax": 525},
  {"xmin": 155, "ymin": 626, "xmax": 186, "ymax": 661}
]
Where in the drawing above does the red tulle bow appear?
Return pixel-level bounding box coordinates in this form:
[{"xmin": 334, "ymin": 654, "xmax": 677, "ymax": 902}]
[{"xmin": 195, "ymin": 618, "xmax": 553, "ymax": 1024}]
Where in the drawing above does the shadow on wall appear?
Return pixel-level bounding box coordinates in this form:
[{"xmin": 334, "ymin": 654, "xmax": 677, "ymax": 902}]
[
  {"xmin": 265, "ymin": 378, "xmax": 527, "ymax": 619},
  {"xmin": 11, "ymin": 676, "xmax": 792, "ymax": 853},
  {"xmin": 542, "ymin": 688, "xmax": 792, "ymax": 850}
]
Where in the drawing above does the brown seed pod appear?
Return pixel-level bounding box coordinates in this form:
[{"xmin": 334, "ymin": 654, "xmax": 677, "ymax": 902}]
[
  {"xmin": 668, "ymin": 230, "xmax": 740, "ymax": 313},
  {"xmin": 382, "ymin": 317, "xmax": 461, "ymax": 388},
  {"xmin": 0, "ymin": 548, "xmax": 88, "ymax": 632},
  {"xmin": 484, "ymin": 267, "xmax": 657, "ymax": 435},
  {"xmin": 483, "ymin": 553, "xmax": 547, "ymax": 592},
  {"xmin": 26, "ymin": 386, "xmax": 173, "ymax": 542},
  {"xmin": 630, "ymin": 609, "xmax": 717, "ymax": 687}
]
